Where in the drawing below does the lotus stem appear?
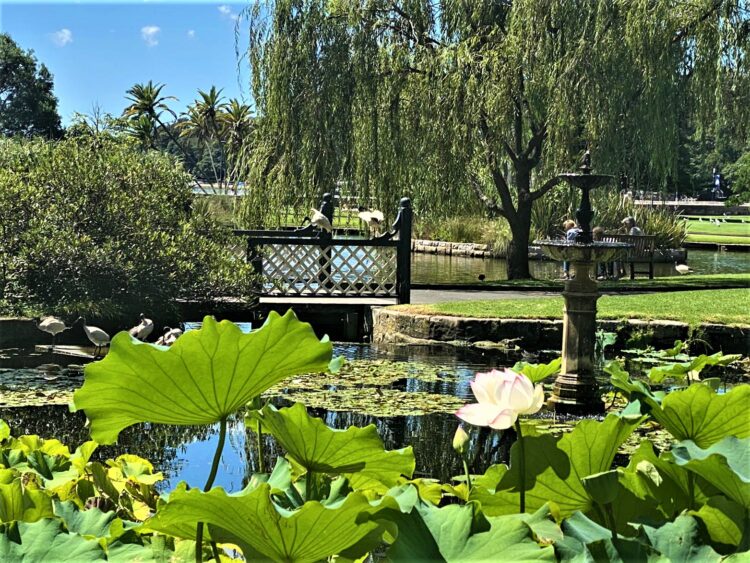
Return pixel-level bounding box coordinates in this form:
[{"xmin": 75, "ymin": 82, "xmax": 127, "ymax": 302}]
[
  {"xmin": 515, "ymin": 419, "xmax": 526, "ymax": 513},
  {"xmin": 462, "ymin": 458, "xmax": 473, "ymax": 493},
  {"xmin": 196, "ymin": 417, "xmax": 228, "ymax": 563},
  {"xmin": 687, "ymin": 472, "xmax": 695, "ymax": 510},
  {"xmin": 256, "ymin": 421, "xmax": 264, "ymax": 474}
]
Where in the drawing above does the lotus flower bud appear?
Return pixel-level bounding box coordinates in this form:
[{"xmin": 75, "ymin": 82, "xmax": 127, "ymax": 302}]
[{"xmin": 452, "ymin": 425, "xmax": 470, "ymax": 455}]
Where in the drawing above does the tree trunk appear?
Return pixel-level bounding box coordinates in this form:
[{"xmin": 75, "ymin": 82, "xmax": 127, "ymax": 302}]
[{"xmin": 506, "ymin": 164, "xmax": 533, "ymax": 280}]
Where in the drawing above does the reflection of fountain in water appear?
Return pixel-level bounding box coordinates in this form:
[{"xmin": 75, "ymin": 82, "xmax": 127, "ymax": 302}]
[{"xmin": 535, "ymin": 152, "xmax": 631, "ymax": 414}]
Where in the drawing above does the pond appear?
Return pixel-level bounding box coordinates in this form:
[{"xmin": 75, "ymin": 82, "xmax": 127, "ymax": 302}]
[
  {"xmin": 0, "ymin": 343, "xmax": 561, "ymax": 491},
  {"xmin": 411, "ymin": 248, "xmax": 750, "ymax": 284}
]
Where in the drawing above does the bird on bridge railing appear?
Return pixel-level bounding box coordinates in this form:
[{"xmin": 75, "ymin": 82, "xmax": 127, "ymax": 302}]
[
  {"xmin": 675, "ymin": 262, "xmax": 693, "ymax": 275},
  {"xmin": 310, "ymin": 208, "xmax": 333, "ymax": 233},
  {"xmin": 128, "ymin": 313, "xmax": 154, "ymax": 341},
  {"xmin": 357, "ymin": 206, "xmax": 385, "ymax": 236},
  {"xmin": 37, "ymin": 316, "xmax": 69, "ymax": 349}
]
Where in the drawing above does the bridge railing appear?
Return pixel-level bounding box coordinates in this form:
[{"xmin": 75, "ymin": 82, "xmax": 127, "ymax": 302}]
[{"xmin": 233, "ymin": 195, "xmax": 412, "ymax": 304}]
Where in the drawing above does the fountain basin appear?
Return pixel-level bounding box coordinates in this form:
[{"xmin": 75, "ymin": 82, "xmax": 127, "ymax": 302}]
[{"xmin": 533, "ymin": 240, "xmax": 631, "ymax": 264}]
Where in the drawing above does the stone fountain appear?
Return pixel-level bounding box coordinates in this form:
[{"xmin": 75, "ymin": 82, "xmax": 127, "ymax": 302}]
[{"xmin": 535, "ymin": 152, "xmax": 631, "ymax": 414}]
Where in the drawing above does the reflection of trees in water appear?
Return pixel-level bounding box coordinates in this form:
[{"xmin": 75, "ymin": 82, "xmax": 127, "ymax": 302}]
[
  {"xmin": 1, "ymin": 404, "xmax": 512, "ymax": 489},
  {"xmin": 0, "ymin": 406, "xmax": 214, "ymax": 484}
]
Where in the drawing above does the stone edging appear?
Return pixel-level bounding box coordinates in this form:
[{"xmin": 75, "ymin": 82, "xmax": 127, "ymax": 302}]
[
  {"xmin": 411, "ymin": 239, "xmax": 687, "ymax": 263},
  {"xmin": 372, "ymin": 308, "xmax": 750, "ymax": 355}
]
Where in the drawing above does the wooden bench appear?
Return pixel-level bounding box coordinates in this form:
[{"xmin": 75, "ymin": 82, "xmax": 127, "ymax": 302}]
[{"xmin": 601, "ymin": 234, "xmax": 656, "ymax": 279}]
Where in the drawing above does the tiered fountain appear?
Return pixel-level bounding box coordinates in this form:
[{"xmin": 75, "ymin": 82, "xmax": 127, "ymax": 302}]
[{"xmin": 535, "ymin": 152, "xmax": 631, "ymax": 414}]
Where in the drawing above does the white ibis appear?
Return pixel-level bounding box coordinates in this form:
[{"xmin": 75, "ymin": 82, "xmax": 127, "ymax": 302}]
[
  {"xmin": 155, "ymin": 326, "xmax": 183, "ymax": 346},
  {"xmin": 310, "ymin": 208, "xmax": 332, "ymax": 233},
  {"xmin": 675, "ymin": 263, "xmax": 693, "ymax": 275},
  {"xmin": 128, "ymin": 313, "xmax": 154, "ymax": 341},
  {"xmin": 358, "ymin": 207, "xmax": 385, "ymax": 236},
  {"xmin": 37, "ymin": 316, "xmax": 69, "ymax": 348},
  {"xmin": 76, "ymin": 317, "xmax": 110, "ymax": 357}
]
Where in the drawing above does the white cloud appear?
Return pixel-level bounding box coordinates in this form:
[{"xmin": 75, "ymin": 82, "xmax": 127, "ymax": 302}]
[
  {"xmin": 50, "ymin": 28, "xmax": 73, "ymax": 47},
  {"xmin": 218, "ymin": 4, "xmax": 238, "ymax": 21},
  {"xmin": 141, "ymin": 25, "xmax": 161, "ymax": 47},
  {"xmin": 187, "ymin": 29, "xmax": 196, "ymax": 39}
]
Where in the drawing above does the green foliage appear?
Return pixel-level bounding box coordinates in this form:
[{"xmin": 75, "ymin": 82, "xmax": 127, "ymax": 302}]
[
  {"xmin": 0, "ymin": 133, "xmax": 253, "ymax": 319},
  {"xmin": 727, "ymin": 152, "xmax": 750, "ymax": 205},
  {"xmin": 511, "ymin": 358, "xmax": 562, "ymax": 384},
  {"xmin": 0, "ymin": 34, "xmax": 62, "ymax": 138},
  {"xmin": 248, "ymin": 403, "xmax": 415, "ymax": 493},
  {"xmin": 73, "ymin": 312, "xmax": 336, "ymax": 444}
]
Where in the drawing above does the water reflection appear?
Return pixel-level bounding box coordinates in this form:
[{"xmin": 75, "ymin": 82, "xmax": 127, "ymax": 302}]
[{"xmin": 411, "ymin": 248, "xmax": 750, "ymax": 284}]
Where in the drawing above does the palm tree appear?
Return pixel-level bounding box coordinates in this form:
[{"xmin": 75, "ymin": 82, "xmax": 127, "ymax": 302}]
[
  {"xmin": 180, "ymin": 87, "xmax": 228, "ymax": 189},
  {"xmin": 126, "ymin": 114, "xmax": 157, "ymax": 150},
  {"xmin": 123, "ymin": 81, "xmax": 199, "ymax": 178}
]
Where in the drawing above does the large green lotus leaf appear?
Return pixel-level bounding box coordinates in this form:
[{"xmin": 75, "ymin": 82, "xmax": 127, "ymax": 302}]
[
  {"xmin": 472, "ymin": 415, "xmax": 643, "ymax": 517},
  {"xmin": 73, "ymin": 311, "xmax": 335, "ymax": 443},
  {"xmin": 0, "ymin": 479, "xmax": 54, "ymax": 523},
  {"xmin": 0, "ymin": 518, "xmax": 104, "ymax": 561},
  {"xmin": 691, "ymin": 496, "xmax": 747, "ymax": 549},
  {"xmin": 387, "ymin": 501, "xmax": 555, "ymax": 562},
  {"xmin": 144, "ymin": 482, "xmax": 392, "ymax": 562},
  {"xmin": 671, "ymin": 437, "xmax": 750, "ymax": 508},
  {"xmin": 512, "ymin": 358, "xmax": 562, "ymax": 383},
  {"xmin": 640, "ymin": 515, "xmax": 723, "ymax": 562},
  {"xmin": 0, "ymin": 420, "xmax": 9, "ymax": 441},
  {"xmin": 248, "ymin": 403, "xmax": 415, "ymax": 492},
  {"xmin": 652, "ymin": 384, "xmax": 750, "ymax": 448}
]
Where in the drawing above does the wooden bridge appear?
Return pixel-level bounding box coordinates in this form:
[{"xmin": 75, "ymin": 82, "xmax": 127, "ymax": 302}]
[{"xmin": 233, "ymin": 195, "xmax": 413, "ymax": 311}]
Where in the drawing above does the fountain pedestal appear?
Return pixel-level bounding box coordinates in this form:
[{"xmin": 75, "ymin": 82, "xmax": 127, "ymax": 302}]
[{"xmin": 551, "ymin": 261, "xmax": 604, "ymax": 414}]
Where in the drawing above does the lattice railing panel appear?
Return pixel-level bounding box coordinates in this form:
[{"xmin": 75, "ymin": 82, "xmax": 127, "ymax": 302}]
[{"xmin": 258, "ymin": 244, "xmax": 397, "ymax": 296}]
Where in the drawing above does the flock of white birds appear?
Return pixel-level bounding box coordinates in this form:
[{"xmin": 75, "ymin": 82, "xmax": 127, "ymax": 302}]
[{"xmin": 36, "ymin": 313, "xmax": 183, "ymax": 357}]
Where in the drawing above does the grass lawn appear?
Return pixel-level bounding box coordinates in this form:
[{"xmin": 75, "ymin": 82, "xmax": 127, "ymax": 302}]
[
  {"xmin": 684, "ymin": 233, "xmax": 750, "ymax": 245},
  {"xmin": 427, "ymin": 273, "xmax": 750, "ymax": 291},
  {"xmin": 397, "ymin": 288, "xmax": 750, "ymax": 326},
  {"xmin": 685, "ymin": 221, "xmax": 750, "ymax": 237}
]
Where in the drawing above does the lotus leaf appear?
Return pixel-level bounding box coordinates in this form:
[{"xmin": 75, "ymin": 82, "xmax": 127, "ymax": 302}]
[
  {"xmin": 0, "ymin": 479, "xmax": 54, "ymax": 523},
  {"xmin": 640, "ymin": 515, "xmax": 722, "ymax": 562},
  {"xmin": 248, "ymin": 403, "xmax": 415, "ymax": 492},
  {"xmin": 53, "ymin": 501, "xmax": 117, "ymax": 541},
  {"xmin": 144, "ymin": 482, "xmax": 394, "ymax": 562},
  {"xmin": 648, "ymin": 352, "xmax": 741, "ymax": 383},
  {"xmin": 511, "ymin": 358, "xmax": 562, "ymax": 383},
  {"xmin": 671, "ymin": 437, "xmax": 750, "ymax": 508},
  {"xmin": 471, "ymin": 415, "xmax": 643, "ymax": 517},
  {"xmin": 691, "ymin": 496, "xmax": 746, "ymax": 548},
  {"xmin": 386, "ymin": 501, "xmax": 555, "ymax": 561},
  {"xmin": 654, "ymin": 384, "xmax": 750, "ymax": 447},
  {"xmin": 73, "ymin": 312, "xmax": 336, "ymax": 443},
  {"xmin": 556, "ymin": 511, "xmax": 653, "ymax": 562},
  {"xmin": 0, "ymin": 518, "xmax": 104, "ymax": 561}
]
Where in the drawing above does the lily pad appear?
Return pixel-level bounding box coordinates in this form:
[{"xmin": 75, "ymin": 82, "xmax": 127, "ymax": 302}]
[{"xmin": 73, "ymin": 312, "xmax": 335, "ymax": 444}]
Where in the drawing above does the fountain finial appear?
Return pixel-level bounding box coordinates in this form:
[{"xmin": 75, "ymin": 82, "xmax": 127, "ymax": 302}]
[{"xmin": 580, "ymin": 149, "xmax": 592, "ymax": 173}]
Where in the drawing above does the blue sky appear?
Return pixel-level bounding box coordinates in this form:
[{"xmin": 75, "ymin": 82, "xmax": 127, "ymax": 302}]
[{"xmin": 0, "ymin": 1, "xmax": 251, "ymax": 124}]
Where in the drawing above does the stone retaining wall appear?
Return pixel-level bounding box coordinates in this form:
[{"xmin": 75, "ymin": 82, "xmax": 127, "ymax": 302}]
[{"xmin": 372, "ymin": 308, "xmax": 750, "ymax": 354}]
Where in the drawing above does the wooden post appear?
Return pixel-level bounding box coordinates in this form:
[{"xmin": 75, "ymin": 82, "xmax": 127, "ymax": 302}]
[
  {"xmin": 319, "ymin": 193, "xmax": 334, "ymax": 289},
  {"xmin": 396, "ymin": 197, "xmax": 412, "ymax": 304}
]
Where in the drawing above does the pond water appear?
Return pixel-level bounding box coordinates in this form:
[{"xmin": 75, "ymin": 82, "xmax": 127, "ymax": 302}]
[
  {"xmin": 411, "ymin": 248, "xmax": 750, "ymax": 284},
  {"xmin": 0, "ymin": 344, "xmax": 560, "ymax": 492}
]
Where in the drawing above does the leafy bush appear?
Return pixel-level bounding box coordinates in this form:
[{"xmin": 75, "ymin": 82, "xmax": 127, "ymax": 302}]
[{"xmin": 0, "ymin": 134, "xmax": 253, "ymax": 321}]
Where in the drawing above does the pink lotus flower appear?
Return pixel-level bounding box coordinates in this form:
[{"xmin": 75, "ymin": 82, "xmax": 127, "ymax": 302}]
[{"xmin": 456, "ymin": 369, "xmax": 544, "ymax": 430}]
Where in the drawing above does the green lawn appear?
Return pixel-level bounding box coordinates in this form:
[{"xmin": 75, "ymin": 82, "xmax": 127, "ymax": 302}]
[
  {"xmin": 684, "ymin": 221, "xmax": 749, "ymax": 237},
  {"xmin": 684, "ymin": 233, "xmax": 750, "ymax": 245},
  {"xmin": 397, "ymin": 288, "xmax": 750, "ymax": 326},
  {"xmin": 435, "ymin": 273, "xmax": 750, "ymax": 291}
]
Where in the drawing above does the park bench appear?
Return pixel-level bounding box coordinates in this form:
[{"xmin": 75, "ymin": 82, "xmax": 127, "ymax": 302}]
[{"xmin": 602, "ymin": 233, "xmax": 656, "ymax": 279}]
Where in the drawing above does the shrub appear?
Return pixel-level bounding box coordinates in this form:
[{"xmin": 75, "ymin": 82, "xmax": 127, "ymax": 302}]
[{"xmin": 0, "ymin": 134, "xmax": 254, "ymax": 321}]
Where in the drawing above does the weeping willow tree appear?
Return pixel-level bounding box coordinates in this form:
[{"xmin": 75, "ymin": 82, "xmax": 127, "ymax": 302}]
[{"xmin": 241, "ymin": 0, "xmax": 748, "ymax": 278}]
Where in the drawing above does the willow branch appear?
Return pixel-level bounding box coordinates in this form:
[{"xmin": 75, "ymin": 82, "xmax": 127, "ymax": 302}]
[{"xmin": 530, "ymin": 175, "xmax": 562, "ymax": 201}]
